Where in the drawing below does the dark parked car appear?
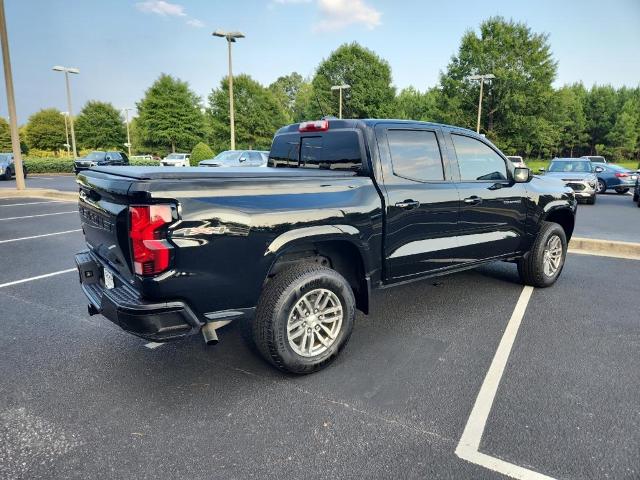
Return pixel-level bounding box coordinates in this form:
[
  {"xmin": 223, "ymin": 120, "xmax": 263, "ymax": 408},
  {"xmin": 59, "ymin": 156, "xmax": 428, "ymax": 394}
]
[
  {"xmin": 75, "ymin": 119, "xmax": 576, "ymax": 374},
  {"xmin": 582, "ymin": 155, "xmax": 607, "ymax": 164},
  {"xmin": 199, "ymin": 150, "xmax": 268, "ymax": 167},
  {"xmin": 539, "ymin": 158, "xmax": 598, "ymax": 204},
  {"xmin": 0, "ymin": 153, "xmax": 27, "ymax": 180},
  {"xmin": 74, "ymin": 151, "xmax": 129, "ymax": 174},
  {"xmin": 633, "ymin": 175, "xmax": 640, "ymax": 206},
  {"xmin": 592, "ymin": 163, "xmax": 638, "ymax": 194}
]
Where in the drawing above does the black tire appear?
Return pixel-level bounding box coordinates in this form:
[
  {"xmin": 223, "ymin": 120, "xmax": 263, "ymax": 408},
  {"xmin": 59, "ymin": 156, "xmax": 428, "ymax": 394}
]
[
  {"xmin": 633, "ymin": 191, "xmax": 639, "ymax": 202},
  {"xmin": 585, "ymin": 195, "xmax": 596, "ymax": 205},
  {"xmin": 596, "ymin": 179, "xmax": 606, "ymax": 193},
  {"xmin": 22, "ymin": 167, "xmax": 27, "ymax": 179},
  {"xmin": 253, "ymin": 263, "xmax": 355, "ymax": 374},
  {"xmin": 3, "ymin": 167, "xmax": 11, "ymax": 180},
  {"xmin": 517, "ymin": 221, "xmax": 567, "ymax": 288},
  {"xmin": 615, "ymin": 188, "xmax": 629, "ymax": 194}
]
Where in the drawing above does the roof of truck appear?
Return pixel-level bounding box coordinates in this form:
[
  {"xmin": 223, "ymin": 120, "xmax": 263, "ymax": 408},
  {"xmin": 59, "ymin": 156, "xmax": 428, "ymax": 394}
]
[{"xmin": 275, "ymin": 119, "xmax": 478, "ymax": 136}]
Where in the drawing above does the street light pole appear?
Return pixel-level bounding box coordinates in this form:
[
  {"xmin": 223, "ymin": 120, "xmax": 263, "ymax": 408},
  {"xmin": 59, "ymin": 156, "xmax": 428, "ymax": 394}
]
[
  {"xmin": 52, "ymin": 65, "xmax": 79, "ymax": 159},
  {"xmin": 122, "ymin": 108, "xmax": 132, "ymax": 157},
  {"xmin": 213, "ymin": 30, "xmax": 245, "ymax": 151},
  {"xmin": 465, "ymin": 73, "xmax": 495, "ymax": 134},
  {"xmin": 0, "ymin": 0, "xmax": 25, "ymax": 190},
  {"xmin": 331, "ymin": 84, "xmax": 351, "ymax": 119},
  {"xmin": 61, "ymin": 112, "xmax": 70, "ymax": 157}
]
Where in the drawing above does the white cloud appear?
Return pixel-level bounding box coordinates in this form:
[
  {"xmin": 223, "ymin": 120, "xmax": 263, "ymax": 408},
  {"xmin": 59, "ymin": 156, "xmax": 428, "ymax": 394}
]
[
  {"xmin": 135, "ymin": 1, "xmax": 186, "ymax": 17},
  {"xmin": 186, "ymin": 18, "xmax": 205, "ymax": 28},
  {"xmin": 315, "ymin": 0, "xmax": 381, "ymax": 31}
]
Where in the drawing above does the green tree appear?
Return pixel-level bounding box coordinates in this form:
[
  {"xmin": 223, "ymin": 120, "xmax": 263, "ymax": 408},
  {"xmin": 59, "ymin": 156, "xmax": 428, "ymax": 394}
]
[
  {"xmin": 291, "ymin": 82, "xmax": 316, "ymax": 123},
  {"xmin": 436, "ymin": 17, "xmax": 557, "ymax": 156},
  {"xmin": 269, "ymin": 72, "xmax": 306, "ymax": 122},
  {"xmin": 190, "ymin": 142, "xmax": 214, "ymax": 163},
  {"xmin": 607, "ymin": 98, "xmax": 639, "ymax": 160},
  {"xmin": 207, "ymin": 74, "xmax": 288, "ymax": 151},
  {"xmin": 75, "ymin": 101, "xmax": 126, "ymax": 150},
  {"xmin": 584, "ymin": 85, "xmax": 618, "ymax": 155},
  {"xmin": 551, "ymin": 84, "xmax": 588, "ymax": 157},
  {"xmin": 0, "ymin": 117, "xmax": 11, "ymax": 151},
  {"xmin": 137, "ymin": 74, "xmax": 206, "ymax": 154},
  {"xmin": 395, "ymin": 87, "xmax": 440, "ymax": 121},
  {"xmin": 24, "ymin": 108, "xmax": 66, "ymax": 152},
  {"xmin": 310, "ymin": 42, "xmax": 396, "ymax": 119}
]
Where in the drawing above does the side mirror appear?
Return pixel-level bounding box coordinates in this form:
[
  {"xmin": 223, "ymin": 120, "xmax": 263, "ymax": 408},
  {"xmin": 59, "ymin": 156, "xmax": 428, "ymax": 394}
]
[
  {"xmin": 105, "ymin": 156, "xmax": 112, "ymax": 161},
  {"xmin": 514, "ymin": 167, "xmax": 531, "ymax": 183},
  {"xmin": 538, "ymin": 167, "xmax": 545, "ymax": 173},
  {"xmin": 239, "ymin": 157, "xmax": 247, "ymax": 162},
  {"xmin": 594, "ymin": 166, "xmax": 604, "ymax": 173}
]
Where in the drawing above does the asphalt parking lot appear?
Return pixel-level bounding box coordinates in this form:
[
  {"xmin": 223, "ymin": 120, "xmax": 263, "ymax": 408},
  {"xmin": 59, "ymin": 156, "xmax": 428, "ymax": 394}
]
[
  {"xmin": 0, "ymin": 196, "xmax": 638, "ymax": 480},
  {"xmin": 573, "ymin": 191, "xmax": 640, "ymax": 242},
  {"xmin": 0, "ymin": 174, "xmax": 78, "ymax": 192}
]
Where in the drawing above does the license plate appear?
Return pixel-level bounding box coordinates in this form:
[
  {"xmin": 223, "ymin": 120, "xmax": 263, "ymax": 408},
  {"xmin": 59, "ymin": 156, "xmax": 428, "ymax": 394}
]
[{"xmin": 103, "ymin": 268, "xmax": 115, "ymax": 290}]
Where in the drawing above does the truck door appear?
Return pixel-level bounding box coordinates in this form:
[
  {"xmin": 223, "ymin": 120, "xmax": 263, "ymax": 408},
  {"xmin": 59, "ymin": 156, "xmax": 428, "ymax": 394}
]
[
  {"xmin": 375, "ymin": 124, "xmax": 461, "ymax": 281},
  {"xmin": 446, "ymin": 132, "xmax": 528, "ymax": 261}
]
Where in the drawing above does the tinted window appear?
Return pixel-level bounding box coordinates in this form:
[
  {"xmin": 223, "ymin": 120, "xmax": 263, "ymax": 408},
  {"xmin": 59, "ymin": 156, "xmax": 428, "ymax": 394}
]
[
  {"xmin": 248, "ymin": 151, "xmax": 264, "ymax": 164},
  {"xmin": 269, "ymin": 131, "xmax": 362, "ymax": 171},
  {"xmin": 452, "ymin": 134, "xmax": 507, "ymax": 181},
  {"xmin": 387, "ymin": 129, "xmax": 444, "ymax": 181}
]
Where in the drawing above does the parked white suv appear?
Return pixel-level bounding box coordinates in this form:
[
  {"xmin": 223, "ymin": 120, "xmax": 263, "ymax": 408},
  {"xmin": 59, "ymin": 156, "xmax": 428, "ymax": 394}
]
[{"xmin": 161, "ymin": 153, "xmax": 191, "ymax": 167}]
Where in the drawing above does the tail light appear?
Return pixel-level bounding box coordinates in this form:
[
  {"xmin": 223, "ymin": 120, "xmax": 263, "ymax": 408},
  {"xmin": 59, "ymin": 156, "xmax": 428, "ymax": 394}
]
[
  {"xmin": 299, "ymin": 120, "xmax": 329, "ymax": 132},
  {"xmin": 129, "ymin": 205, "xmax": 173, "ymax": 276},
  {"xmin": 615, "ymin": 173, "xmax": 628, "ymax": 178}
]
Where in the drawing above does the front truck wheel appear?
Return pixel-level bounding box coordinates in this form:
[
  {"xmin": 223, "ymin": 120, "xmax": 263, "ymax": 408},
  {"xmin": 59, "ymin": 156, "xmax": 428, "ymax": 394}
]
[
  {"xmin": 517, "ymin": 221, "xmax": 567, "ymax": 288},
  {"xmin": 253, "ymin": 263, "xmax": 355, "ymax": 374}
]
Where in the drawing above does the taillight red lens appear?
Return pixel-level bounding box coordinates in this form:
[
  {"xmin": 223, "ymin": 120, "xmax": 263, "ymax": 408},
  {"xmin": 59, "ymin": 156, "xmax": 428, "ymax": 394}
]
[
  {"xmin": 614, "ymin": 173, "xmax": 628, "ymax": 178},
  {"xmin": 299, "ymin": 120, "xmax": 329, "ymax": 132},
  {"xmin": 129, "ymin": 205, "xmax": 173, "ymax": 276}
]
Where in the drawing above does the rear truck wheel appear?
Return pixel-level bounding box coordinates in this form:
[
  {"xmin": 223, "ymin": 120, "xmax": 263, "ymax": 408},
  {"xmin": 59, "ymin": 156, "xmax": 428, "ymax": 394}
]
[
  {"xmin": 597, "ymin": 179, "xmax": 606, "ymax": 193},
  {"xmin": 517, "ymin": 221, "xmax": 567, "ymax": 288},
  {"xmin": 615, "ymin": 187, "xmax": 629, "ymax": 194},
  {"xmin": 586, "ymin": 194, "xmax": 596, "ymax": 205},
  {"xmin": 2, "ymin": 168, "xmax": 11, "ymax": 180},
  {"xmin": 633, "ymin": 191, "xmax": 639, "ymax": 202},
  {"xmin": 253, "ymin": 263, "xmax": 355, "ymax": 374}
]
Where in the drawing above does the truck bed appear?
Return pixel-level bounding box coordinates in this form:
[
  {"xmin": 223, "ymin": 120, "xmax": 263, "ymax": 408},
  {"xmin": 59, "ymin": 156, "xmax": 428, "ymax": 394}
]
[{"xmin": 89, "ymin": 166, "xmax": 357, "ymax": 180}]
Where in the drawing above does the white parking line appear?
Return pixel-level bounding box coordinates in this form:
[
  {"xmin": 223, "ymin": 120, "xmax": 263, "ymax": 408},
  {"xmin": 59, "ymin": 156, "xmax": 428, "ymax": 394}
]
[
  {"xmin": 144, "ymin": 342, "xmax": 164, "ymax": 349},
  {"xmin": 0, "ymin": 200, "xmax": 67, "ymax": 207},
  {"xmin": 455, "ymin": 286, "xmax": 556, "ymax": 480},
  {"xmin": 0, "ymin": 229, "xmax": 82, "ymax": 244},
  {"xmin": 0, "ymin": 268, "xmax": 77, "ymax": 289},
  {"xmin": 0, "ymin": 211, "xmax": 77, "ymax": 221}
]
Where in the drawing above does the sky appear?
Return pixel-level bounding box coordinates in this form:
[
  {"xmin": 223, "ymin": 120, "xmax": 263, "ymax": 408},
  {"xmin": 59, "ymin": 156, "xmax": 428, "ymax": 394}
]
[{"xmin": 1, "ymin": 0, "xmax": 639, "ymax": 123}]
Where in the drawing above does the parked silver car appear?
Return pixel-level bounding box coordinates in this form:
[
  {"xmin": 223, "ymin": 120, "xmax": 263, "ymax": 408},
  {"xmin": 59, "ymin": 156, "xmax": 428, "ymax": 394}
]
[
  {"xmin": 539, "ymin": 158, "xmax": 598, "ymax": 204},
  {"xmin": 199, "ymin": 150, "xmax": 268, "ymax": 168}
]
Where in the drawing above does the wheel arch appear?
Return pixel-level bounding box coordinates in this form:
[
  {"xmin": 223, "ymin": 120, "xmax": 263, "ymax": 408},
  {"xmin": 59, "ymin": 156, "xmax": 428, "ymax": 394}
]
[
  {"xmin": 542, "ymin": 207, "xmax": 575, "ymax": 242},
  {"xmin": 265, "ymin": 226, "xmax": 371, "ymax": 314}
]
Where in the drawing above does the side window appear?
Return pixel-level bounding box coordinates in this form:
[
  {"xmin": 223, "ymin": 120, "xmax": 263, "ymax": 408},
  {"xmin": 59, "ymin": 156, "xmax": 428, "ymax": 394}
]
[
  {"xmin": 387, "ymin": 129, "xmax": 444, "ymax": 182},
  {"xmin": 452, "ymin": 134, "xmax": 507, "ymax": 181},
  {"xmin": 249, "ymin": 151, "xmax": 263, "ymax": 164}
]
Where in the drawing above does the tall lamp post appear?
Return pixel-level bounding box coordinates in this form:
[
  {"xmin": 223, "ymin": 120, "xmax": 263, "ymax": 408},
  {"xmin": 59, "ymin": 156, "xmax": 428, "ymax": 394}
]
[
  {"xmin": 52, "ymin": 65, "xmax": 79, "ymax": 159},
  {"xmin": 122, "ymin": 107, "xmax": 133, "ymax": 157},
  {"xmin": 330, "ymin": 84, "xmax": 350, "ymax": 119},
  {"xmin": 212, "ymin": 30, "xmax": 244, "ymax": 151},
  {"xmin": 465, "ymin": 73, "xmax": 495, "ymax": 133},
  {"xmin": 61, "ymin": 111, "xmax": 71, "ymax": 157},
  {"xmin": 0, "ymin": 0, "xmax": 25, "ymax": 190}
]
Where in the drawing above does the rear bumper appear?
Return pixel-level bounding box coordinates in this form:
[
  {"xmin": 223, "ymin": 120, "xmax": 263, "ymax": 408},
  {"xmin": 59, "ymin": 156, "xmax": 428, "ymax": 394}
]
[{"xmin": 74, "ymin": 250, "xmax": 203, "ymax": 341}]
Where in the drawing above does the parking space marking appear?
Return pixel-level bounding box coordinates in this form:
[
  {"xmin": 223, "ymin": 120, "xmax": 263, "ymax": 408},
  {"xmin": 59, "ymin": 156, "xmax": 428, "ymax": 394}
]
[
  {"xmin": 0, "ymin": 268, "xmax": 77, "ymax": 289},
  {"xmin": 455, "ymin": 286, "xmax": 556, "ymax": 480},
  {"xmin": 0, "ymin": 229, "xmax": 82, "ymax": 244},
  {"xmin": 0, "ymin": 200, "xmax": 68, "ymax": 207},
  {"xmin": 0, "ymin": 211, "xmax": 77, "ymax": 221},
  {"xmin": 144, "ymin": 342, "xmax": 164, "ymax": 349}
]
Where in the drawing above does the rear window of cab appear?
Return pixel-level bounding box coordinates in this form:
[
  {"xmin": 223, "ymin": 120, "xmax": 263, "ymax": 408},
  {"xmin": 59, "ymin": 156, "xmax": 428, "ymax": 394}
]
[{"xmin": 269, "ymin": 130, "xmax": 363, "ymax": 171}]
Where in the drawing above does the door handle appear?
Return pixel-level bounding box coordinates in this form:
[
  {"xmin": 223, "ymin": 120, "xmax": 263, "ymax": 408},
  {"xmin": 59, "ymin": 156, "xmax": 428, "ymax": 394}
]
[
  {"xmin": 395, "ymin": 200, "xmax": 420, "ymax": 209},
  {"xmin": 463, "ymin": 196, "xmax": 482, "ymax": 205}
]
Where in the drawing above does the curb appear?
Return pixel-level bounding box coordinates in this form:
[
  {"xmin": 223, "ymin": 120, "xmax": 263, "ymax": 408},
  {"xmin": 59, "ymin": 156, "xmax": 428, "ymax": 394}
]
[
  {"xmin": 569, "ymin": 237, "xmax": 640, "ymax": 260},
  {"xmin": 0, "ymin": 188, "xmax": 78, "ymax": 202}
]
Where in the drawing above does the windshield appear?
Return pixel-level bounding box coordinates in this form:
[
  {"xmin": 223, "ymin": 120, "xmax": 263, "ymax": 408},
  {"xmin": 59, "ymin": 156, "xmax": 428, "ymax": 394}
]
[
  {"xmin": 548, "ymin": 161, "xmax": 592, "ymax": 173},
  {"xmin": 84, "ymin": 152, "xmax": 106, "ymax": 161},
  {"xmin": 0, "ymin": 154, "xmax": 11, "ymax": 163},
  {"xmin": 166, "ymin": 153, "xmax": 185, "ymax": 160},
  {"xmin": 211, "ymin": 151, "xmax": 242, "ymax": 163}
]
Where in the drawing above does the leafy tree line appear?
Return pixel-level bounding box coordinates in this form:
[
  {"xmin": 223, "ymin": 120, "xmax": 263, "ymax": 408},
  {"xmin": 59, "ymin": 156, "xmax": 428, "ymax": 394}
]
[{"xmin": 6, "ymin": 17, "xmax": 639, "ymax": 162}]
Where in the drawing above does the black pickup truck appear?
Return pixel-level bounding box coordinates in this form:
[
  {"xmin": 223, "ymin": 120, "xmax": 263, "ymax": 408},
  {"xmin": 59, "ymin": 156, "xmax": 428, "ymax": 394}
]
[{"xmin": 75, "ymin": 119, "xmax": 577, "ymax": 373}]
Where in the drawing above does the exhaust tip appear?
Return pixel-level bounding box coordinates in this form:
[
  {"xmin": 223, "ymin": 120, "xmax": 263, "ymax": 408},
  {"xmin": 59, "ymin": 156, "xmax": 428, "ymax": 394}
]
[{"xmin": 201, "ymin": 323, "xmax": 219, "ymax": 345}]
